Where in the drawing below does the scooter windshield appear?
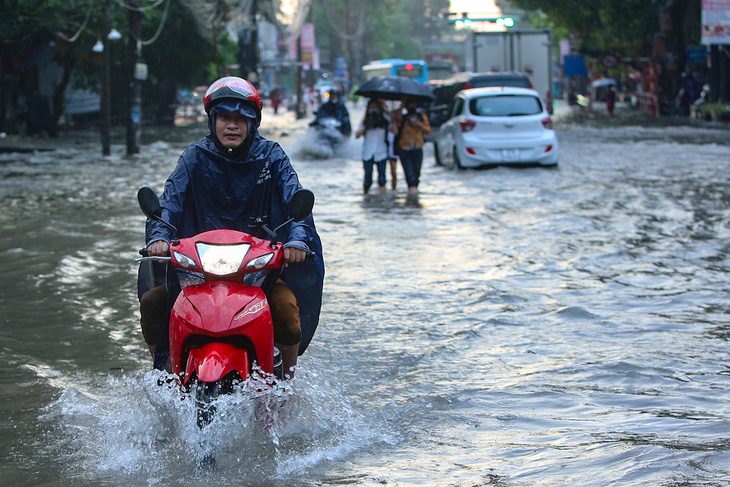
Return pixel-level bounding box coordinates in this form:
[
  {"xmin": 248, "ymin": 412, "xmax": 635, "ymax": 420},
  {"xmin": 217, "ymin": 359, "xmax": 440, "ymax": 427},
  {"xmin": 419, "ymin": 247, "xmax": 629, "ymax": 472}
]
[
  {"xmin": 177, "ymin": 269, "xmax": 204, "ymax": 289},
  {"xmin": 243, "ymin": 269, "xmax": 268, "ymax": 288}
]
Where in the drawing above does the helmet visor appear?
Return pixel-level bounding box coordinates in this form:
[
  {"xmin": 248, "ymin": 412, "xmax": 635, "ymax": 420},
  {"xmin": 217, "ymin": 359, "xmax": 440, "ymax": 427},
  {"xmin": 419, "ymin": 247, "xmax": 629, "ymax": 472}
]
[
  {"xmin": 205, "ymin": 77, "xmax": 257, "ymax": 99},
  {"xmin": 210, "ymin": 100, "xmax": 257, "ymax": 119}
]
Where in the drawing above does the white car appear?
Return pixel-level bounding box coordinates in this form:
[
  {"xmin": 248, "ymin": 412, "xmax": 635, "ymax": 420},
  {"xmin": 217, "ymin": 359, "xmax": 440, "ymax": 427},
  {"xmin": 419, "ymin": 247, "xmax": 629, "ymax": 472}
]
[{"xmin": 434, "ymin": 87, "xmax": 559, "ymax": 169}]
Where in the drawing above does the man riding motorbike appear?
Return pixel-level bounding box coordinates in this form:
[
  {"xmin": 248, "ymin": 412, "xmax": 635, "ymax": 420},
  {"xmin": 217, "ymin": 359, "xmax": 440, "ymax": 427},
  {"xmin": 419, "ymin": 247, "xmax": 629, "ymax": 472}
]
[
  {"xmin": 138, "ymin": 76, "xmax": 325, "ymax": 378},
  {"xmin": 312, "ymin": 88, "xmax": 351, "ymax": 136}
]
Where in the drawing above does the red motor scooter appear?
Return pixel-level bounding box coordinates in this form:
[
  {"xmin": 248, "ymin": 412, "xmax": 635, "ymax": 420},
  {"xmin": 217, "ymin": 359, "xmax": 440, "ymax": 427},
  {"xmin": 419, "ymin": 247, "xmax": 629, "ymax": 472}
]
[{"xmin": 136, "ymin": 186, "xmax": 315, "ymax": 431}]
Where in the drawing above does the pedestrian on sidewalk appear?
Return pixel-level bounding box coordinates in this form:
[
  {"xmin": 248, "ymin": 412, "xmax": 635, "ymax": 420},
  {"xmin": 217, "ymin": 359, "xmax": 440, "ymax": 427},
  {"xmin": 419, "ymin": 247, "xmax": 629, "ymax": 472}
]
[
  {"xmin": 355, "ymin": 98, "xmax": 389, "ymax": 194},
  {"xmin": 605, "ymin": 86, "xmax": 616, "ymax": 117},
  {"xmin": 271, "ymin": 89, "xmax": 282, "ymax": 115}
]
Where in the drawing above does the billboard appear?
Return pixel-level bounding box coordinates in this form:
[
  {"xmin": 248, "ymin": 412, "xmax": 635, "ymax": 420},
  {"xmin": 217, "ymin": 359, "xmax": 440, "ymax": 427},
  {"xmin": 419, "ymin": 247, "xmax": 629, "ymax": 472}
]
[
  {"xmin": 300, "ymin": 23, "xmax": 315, "ymax": 65},
  {"xmin": 563, "ymin": 54, "xmax": 586, "ymax": 77},
  {"xmin": 702, "ymin": 0, "xmax": 730, "ymax": 45}
]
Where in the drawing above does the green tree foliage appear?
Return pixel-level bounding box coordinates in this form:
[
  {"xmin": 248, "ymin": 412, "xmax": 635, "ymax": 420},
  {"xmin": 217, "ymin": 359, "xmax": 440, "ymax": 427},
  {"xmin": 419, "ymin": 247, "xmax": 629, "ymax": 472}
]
[
  {"xmin": 505, "ymin": 0, "xmax": 661, "ymax": 57},
  {"xmin": 139, "ymin": 0, "xmax": 235, "ymax": 122},
  {"xmin": 313, "ymin": 0, "xmax": 450, "ymax": 83},
  {"xmin": 1, "ymin": 0, "xmax": 96, "ymax": 134},
  {"xmin": 0, "ymin": 0, "xmax": 230, "ymax": 132},
  {"xmin": 0, "ymin": 0, "xmax": 86, "ymax": 50}
]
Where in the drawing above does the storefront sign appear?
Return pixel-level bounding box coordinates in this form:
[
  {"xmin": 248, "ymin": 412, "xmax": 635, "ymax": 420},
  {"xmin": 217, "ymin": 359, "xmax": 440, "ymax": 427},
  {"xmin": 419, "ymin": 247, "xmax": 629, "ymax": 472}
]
[{"xmin": 702, "ymin": 0, "xmax": 730, "ymax": 45}]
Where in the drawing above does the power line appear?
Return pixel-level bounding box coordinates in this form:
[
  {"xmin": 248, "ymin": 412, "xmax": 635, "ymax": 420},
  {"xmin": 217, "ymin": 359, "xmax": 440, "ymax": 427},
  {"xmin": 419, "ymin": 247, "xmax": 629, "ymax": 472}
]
[
  {"xmin": 112, "ymin": 0, "xmax": 167, "ymax": 11},
  {"xmin": 129, "ymin": 0, "xmax": 172, "ymax": 45},
  {"xmin": 59, "ymin": 0, "xmax": 171, "ymax": 45},
  {"xmin": 66, "ymin": 0, "xmax": 95, "ymax": 42}
]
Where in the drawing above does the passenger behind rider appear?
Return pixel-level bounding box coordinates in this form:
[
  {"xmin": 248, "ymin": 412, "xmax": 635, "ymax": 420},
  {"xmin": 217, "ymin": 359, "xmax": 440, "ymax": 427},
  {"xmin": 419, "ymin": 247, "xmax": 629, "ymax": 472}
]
[
  {"xmin": 139, "ymin": 76, "xmax": 325, "ymax": 378},
  {"xmin": 313, "ymin": 88, "xmax": 352, "ymax": 136}
]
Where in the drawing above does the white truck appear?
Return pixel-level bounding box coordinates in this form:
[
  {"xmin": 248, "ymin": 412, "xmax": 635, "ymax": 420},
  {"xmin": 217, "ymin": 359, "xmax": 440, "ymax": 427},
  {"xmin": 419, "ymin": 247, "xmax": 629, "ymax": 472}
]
[{"xmin": 464, "ymin": 29, "xmax": 553, "ymax": 112}]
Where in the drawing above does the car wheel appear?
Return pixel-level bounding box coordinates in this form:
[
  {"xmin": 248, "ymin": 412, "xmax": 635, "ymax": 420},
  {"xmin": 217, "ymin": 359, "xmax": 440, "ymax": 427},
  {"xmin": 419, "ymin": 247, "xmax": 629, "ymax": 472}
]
[
  {"xmin": 433, "ymin": 141, "xmax": 443, "ymax": 166},
  {"xmin": 452, "ymin": 146, "xmax": 464, "ymax": 170},
  {"xmin": 442, "ymin": 146, "xmax": 454, "ymax": 170}
]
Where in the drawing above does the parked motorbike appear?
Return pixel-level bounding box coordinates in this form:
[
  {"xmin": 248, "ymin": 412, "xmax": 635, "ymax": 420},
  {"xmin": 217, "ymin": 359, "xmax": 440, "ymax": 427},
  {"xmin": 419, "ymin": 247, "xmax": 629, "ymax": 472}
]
[{"xmin": 136, "ymin": 186, "xmax": 315, "ymax": 436}]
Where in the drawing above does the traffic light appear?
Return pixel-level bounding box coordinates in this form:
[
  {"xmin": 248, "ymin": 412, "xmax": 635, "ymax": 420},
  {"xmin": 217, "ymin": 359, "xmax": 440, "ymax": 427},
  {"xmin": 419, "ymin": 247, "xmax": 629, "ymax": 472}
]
[
  {"xmin": 455, "ymin": 12, "xmax": 472, "ymax": 28},
  {"xmin": 442, "ymin": 11, "xmax": 516, "ymax": 28},
  {"xmin": 496, "ymin": 17, "xmax": 515, "ymax": 27}
]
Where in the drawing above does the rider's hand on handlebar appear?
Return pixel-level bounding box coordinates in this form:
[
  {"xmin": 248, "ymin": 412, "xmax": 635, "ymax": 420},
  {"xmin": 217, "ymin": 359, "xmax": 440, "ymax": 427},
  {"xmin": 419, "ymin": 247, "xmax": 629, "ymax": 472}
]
[
  {"xmin": 283, "ymin": 247, "xmax": 306, "ymax": 266},
  {"xmin": 147, "ymin": 240, "xmax": 170, "ymax": 257}
]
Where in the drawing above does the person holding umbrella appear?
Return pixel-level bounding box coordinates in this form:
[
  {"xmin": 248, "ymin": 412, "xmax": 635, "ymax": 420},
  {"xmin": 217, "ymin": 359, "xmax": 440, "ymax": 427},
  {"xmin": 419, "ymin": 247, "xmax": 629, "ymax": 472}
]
[
  {"xmin": 390, "ymin": 96, "xmax": 431, "ymax": 194},
  {"xmin": 355, "ymin": 98, "xmax": 390, "ymax": 194},
  {"xmin": 354, "ymin": 76, "xmax": 434, "ymax": 194}
]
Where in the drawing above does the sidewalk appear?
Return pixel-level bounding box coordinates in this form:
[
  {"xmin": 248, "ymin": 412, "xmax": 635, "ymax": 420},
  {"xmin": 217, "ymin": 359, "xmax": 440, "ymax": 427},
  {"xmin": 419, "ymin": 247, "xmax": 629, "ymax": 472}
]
[
  {"xmin": 0, "ymin": 103, "xmax": 318, "ymax": 155},
  {"xmin": 0, "ymin": 123, "xmax": 122, "ymax": 154},
  {"xmin": 0, "ymin": 131, "xmax": 91, "ymax": 153},
  {"xmin": 551, "ymin": 98, "xmax": 730, "ymax": 130},
  {"xmin": 3, "ymin": 98, "xmax": 724, "ymax": 155}
]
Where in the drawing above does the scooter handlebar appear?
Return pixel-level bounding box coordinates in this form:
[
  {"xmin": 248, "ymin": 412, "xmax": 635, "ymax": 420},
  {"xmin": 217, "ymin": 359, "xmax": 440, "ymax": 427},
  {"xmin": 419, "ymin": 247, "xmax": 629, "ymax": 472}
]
[
  {"xmin": 137, "ymin": 248, "xmax": 173, "ymax": 263},
  {"xmin": 136, "ymin": 256, "xmax": 171, "ymax": 263}
]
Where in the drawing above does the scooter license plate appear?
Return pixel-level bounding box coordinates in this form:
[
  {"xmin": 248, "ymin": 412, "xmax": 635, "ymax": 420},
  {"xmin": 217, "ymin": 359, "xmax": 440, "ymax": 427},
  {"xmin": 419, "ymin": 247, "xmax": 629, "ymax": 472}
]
[{"xmin": 502, "ymin": 149, "xmax": 520, "ymax": 161}]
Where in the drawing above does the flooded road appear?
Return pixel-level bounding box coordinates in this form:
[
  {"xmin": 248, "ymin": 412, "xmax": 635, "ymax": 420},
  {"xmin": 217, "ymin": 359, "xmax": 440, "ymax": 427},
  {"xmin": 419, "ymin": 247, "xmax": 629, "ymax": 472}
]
[{"xmin": 1, "ymin": 105, "xmax": 729, "ymax": 486}]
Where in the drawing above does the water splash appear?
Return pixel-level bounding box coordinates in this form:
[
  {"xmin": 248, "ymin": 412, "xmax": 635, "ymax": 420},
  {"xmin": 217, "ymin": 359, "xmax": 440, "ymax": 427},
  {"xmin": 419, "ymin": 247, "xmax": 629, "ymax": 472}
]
[{"xmin": 37, "ymin": 364, "xmax": 393, "ymax": 485}]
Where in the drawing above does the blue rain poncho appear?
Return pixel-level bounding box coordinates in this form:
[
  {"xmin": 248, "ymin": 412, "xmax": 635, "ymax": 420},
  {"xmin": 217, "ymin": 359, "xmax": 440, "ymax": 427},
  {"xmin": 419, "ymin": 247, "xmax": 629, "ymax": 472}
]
[
  {"xmin": 315, "ymin": 99, "xmax": 352, "ymax": 136},
  {"xmin": 146, "ymin": 130, "xmax": 325, "ymax": 355}
]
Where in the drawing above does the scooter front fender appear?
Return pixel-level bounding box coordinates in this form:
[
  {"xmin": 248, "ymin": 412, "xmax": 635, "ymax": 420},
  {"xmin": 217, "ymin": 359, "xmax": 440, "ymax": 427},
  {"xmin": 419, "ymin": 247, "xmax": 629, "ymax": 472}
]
[{"xmin": 184, "ymin": 342, "xmax": 249, "ymax": 385}]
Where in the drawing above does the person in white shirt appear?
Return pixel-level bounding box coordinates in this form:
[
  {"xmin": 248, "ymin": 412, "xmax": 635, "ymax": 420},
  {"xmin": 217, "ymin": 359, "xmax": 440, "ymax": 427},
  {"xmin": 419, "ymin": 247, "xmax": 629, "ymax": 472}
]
[
  {"xmin": 384, "ymin": 104, "xmax": 398, "ymax": 190},
  {"xmin": 355, "ymin": 99, "xmax": 390, "ymax": 194}
]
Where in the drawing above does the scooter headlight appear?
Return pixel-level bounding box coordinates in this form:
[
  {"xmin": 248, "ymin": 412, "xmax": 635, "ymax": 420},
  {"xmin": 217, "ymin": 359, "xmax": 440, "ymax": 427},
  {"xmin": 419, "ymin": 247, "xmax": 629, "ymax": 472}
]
[
  {"xmin": 196, "ymin": 243, "xmax": 251, "ymax": 275},
  {"xmin": 245, "ymin": 252, "xmax": 274, "ymax": 270},
  {"xmin": 173, "ymin": 250, "xmax": 198, "ymax": 269}
]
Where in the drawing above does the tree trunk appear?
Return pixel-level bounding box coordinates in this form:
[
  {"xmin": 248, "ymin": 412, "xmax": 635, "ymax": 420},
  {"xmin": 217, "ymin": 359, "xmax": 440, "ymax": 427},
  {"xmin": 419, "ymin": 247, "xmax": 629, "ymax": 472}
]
[{"xmin": 49, "ymin": 50, "xmax": 74, "ymax": 138}]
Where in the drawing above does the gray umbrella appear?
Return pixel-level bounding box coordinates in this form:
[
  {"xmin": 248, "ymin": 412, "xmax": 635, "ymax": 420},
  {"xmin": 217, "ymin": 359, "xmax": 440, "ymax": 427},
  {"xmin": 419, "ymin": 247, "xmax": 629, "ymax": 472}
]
[{"xmin": 355, "ymin": 76, "xmax": 435, "ymax": 102}]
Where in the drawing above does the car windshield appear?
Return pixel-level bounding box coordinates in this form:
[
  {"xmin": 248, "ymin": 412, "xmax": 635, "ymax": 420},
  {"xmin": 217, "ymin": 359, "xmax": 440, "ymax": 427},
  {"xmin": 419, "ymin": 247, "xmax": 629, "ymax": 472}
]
[
  {"xmin": 470, "ymin": 95, "xmax": 542, "ymax": 117},
  {"xmin": 470, "ymin": 77, "xmax": 531, "ymax": 89}
]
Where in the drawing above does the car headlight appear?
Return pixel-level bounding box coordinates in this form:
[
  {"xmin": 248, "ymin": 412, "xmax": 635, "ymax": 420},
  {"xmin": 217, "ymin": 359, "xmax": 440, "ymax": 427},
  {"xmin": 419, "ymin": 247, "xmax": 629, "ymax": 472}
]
[
  {"xmin": 196, "ymin": 243, "xmax": 251, "ymax": 275},
  {"xmin": 245, "ymin": 252, "xmax": 274, "ymax": 270}
]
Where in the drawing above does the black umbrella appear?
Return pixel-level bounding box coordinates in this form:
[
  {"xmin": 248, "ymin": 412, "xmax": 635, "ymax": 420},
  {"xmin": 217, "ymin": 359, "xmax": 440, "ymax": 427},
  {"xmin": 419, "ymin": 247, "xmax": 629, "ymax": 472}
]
[{"xmin": 355, "ymin": 76, "xmax": 435, "ymax": 102}]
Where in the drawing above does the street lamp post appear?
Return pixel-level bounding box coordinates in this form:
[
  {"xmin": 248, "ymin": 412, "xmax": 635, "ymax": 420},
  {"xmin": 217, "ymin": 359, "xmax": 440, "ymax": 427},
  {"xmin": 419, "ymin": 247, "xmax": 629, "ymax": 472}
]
[
  {"xmin": 296, "ymin": 35, "xmax": 306, "ymax": 119},
  {"xmin": 94, "ymin": 0, "xmax": 122, "ymax": 156},
  {"xmin": 126, "ymin": 0, "xmax": 142, "ymax": 155},
  {"xmin": 99, "ymin": 0, "xmax": 111, "ymax": 156}
]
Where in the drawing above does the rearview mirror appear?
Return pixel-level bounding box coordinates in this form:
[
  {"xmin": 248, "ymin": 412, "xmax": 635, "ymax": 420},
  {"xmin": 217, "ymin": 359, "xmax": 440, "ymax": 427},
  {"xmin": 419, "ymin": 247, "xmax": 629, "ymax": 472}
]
[
  {"xmin": 289, "ymin": 189, "xmax": 315, "ymax": 222},
  {"xmin": 137, "ymin": 186, "xmax": 162, "ymax": 221}
]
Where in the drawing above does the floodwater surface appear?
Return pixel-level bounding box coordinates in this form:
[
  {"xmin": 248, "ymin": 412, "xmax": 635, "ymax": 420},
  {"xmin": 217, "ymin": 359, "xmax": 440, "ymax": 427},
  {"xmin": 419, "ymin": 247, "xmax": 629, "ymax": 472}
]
[{"xmin": 1, "ymin": 106, "xmax": 729, "ymax": 486}]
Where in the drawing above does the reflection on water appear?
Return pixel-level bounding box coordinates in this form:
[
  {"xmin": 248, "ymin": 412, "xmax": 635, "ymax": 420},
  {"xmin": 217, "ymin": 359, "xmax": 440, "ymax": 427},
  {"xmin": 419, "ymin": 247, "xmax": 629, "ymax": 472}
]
[{"xmin": 1, "ymin": 112, "xmax": 730, "ymax": 485}]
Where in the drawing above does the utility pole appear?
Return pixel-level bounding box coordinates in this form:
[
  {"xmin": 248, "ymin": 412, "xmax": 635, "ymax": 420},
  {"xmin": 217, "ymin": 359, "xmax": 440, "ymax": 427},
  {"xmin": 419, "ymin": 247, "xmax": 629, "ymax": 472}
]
[
  {"xmin": 296, "ymin": 34, "xmax": 305, "ymax": 119},
  {"xmin": 295, "ymin": 6, "xmax": 313, "ymax": 120},
  {"xmin": 237, "ymin": 0, "xmax": 259, "ymax": 80},
  {"xmin": 126, "ymin": 0, "xmax": 142, "ymax": 155},
  {"xmin": 100, "ymin": 0, "xmax": 111, "ymax": 156}
]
